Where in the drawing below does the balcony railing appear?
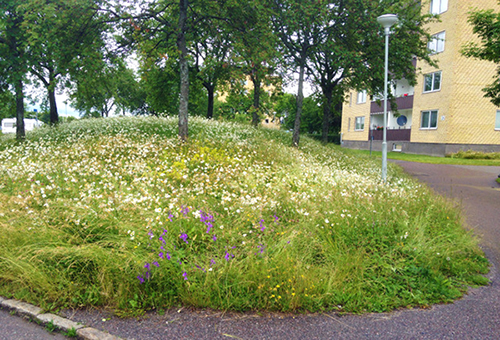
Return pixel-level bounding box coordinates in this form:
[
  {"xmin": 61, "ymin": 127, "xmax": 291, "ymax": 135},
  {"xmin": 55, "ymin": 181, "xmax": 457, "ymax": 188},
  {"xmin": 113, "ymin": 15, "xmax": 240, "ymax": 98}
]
[
  {"xmin": 371, "ymin": 94, "xmax": 414, "ymax": 113},
  {"xmin": 370, "ymin": 128, "xmax": 411, "ymax": 141}
]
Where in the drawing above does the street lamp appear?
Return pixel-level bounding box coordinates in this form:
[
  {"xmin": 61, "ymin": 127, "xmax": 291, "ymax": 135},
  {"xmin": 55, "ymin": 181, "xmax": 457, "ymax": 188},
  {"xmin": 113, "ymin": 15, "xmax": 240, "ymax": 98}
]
[{"xmin": 377, "ymin": 14, "xmax": 398, "ymax": 183}]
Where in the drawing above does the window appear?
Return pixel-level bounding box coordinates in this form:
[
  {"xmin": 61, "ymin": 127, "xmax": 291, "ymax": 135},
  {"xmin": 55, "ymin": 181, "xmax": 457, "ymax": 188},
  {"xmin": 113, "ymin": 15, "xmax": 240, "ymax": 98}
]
[
  {"xmin": 355, "ymin": 116, "xmax": 365, "ymax": 131},
  {"xmin": 421, "ymin": 110, "xmax": 438, "ymax": 129},
  {"xmin": 424, "ymin": 71, "xmax": 441, "ymax": 92},
  {"xmin": 348, "ymin": 118, "xmax": 351, "ymax": 131},
  {"xmin": 357, "ymin": 90, "xmax": 367, "ymax": 104},
  {"xmin": 428, "ymin": 31, "xmax": 445, "ymax": 54},
  {"xmin": 430, "ymin": 0, "xmax": 448, "ymax": 14},
  {"xmin": 496, "ymin": 110, "xmax": 500, "ymax": 130}
]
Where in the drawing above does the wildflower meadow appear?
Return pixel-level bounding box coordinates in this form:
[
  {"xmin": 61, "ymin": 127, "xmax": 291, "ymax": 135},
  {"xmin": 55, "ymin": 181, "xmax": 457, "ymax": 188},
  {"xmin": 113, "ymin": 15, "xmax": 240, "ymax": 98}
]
[{"xmin": 0, "ymin": 117, "xmax": 489, "ymax": 314}]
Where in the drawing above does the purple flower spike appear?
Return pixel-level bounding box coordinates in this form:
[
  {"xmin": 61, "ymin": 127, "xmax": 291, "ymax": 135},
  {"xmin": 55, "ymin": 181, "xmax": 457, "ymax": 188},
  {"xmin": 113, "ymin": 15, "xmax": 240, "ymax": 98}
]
[
  {"xmin": 137, "ymin": 275, "xmax": 145, "ymax": 284},
  {"xmin": 144, "ymin": 271, "xmax": 151, "ymax": 279},
  {"xmin": 159, "ymin": 236, "xmax": 166, "ymax": 244},
  {"xmin": 144, "ymin": 262, "xmax": 151, "ymax": 270},
  {"xmin": 166, "ymin": 252, "xmax": 171, "ymax": 260},
  {"xmin": 153, "ymin": 261, "xmax": 160, "ymax": 268},
  {"xmin": 168, "ymin": 213, "xmax": 174, "ymax": 222},
  {"xmin": 182, "ymin": 272, "xmax": 188, "ymax": 280},
  {"xmin": 159, "ymin": 252, "xmax": 165, "ymax": 259},
  {"xmin": 260, "ymin": 219, "xmax": 265, "ymax": 232},
  {"xmin": 212, "ymin": 234, "xmax": 217, "ymax": 241},
  {"xmin": 148, "ymin": 231, "xmax": 154, "ymax": 239},
  {"xmin": 210, "ymin": 258, "xmax": 216, "ymax": 265}
]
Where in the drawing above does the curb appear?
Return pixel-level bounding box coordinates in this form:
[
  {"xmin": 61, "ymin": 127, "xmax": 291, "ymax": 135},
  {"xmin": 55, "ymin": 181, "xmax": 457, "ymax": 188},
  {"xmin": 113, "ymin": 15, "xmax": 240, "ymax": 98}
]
[{"xmin": 0, "ymin": 297, "xmax": 122, "ymax": 340}]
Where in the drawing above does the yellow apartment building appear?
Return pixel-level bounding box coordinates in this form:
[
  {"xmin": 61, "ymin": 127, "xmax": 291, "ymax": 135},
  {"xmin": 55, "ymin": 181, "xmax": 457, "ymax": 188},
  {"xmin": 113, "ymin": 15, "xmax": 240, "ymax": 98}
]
[{"xmin": 341, "ymin": 0, "xmax": 500, "ymax": 156}]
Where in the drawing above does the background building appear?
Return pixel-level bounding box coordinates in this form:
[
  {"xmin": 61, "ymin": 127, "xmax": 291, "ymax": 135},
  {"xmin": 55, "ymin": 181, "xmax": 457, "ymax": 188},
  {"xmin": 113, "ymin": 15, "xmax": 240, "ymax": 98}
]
[{"xmin": 341, "ymin": 0, "xmax": 500, "ymax": 156}]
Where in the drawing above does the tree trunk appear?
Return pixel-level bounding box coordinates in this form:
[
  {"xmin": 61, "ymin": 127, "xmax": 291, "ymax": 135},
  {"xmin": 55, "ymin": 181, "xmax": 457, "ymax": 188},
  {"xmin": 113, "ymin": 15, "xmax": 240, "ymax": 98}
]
[
  {"xmin": 203, "ymin": 82, "xmax": 215, "ymax": 119},
  {"xmin": 321, "ymin": 86, "xmax": 333, "ymax": 144},
  {"xmin": 251, "ymin": 74, "xmax": 261, "ymax": 127},
  {"xmin": 15, "ymin": 78, "xmax": 25, "ymax": 141},
  {"xmin": 292, "ymin": 58, "xmax": 306, "ymax": 147},
  {"xmin": 48, "ymin": 88, "xmax": 59, "ymax": 125},
  {"xmin": 177, "ymin": 0, "xmax": 189, "ymax": 141}
]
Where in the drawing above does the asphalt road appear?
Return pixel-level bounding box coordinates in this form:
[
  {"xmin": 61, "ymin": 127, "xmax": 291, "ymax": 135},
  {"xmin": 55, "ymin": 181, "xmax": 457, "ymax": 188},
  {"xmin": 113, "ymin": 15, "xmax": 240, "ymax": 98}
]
[
  {"xmin": 2, "ymin": 161, "xmax": 500, "ymax": 339},
  {"xmin": 0, "ymin": 308, "xmax": 67, "ymax": 340}
]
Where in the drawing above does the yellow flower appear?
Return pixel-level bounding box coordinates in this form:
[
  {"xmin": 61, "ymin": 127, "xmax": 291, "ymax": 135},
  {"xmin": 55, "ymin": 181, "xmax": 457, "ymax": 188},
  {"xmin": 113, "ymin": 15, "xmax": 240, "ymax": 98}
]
[{"xmin": 292, "ymin": 293, "xmax": 295, "ymax": 296}]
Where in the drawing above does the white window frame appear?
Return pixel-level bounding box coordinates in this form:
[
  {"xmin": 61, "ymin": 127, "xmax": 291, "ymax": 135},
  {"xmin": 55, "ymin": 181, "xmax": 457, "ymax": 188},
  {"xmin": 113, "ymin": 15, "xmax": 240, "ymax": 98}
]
[
  {"xmin": 355, "ymin": 116, "xmax": 365, "ymax": 131},
  {"xmin": 496, "ymin": 110, "xmax": 500, "ymax": 130},
  {"xmin": 348, "ymin": 118, "xmax": 351, "ymax": 131},
  {"xmin": 423, "ymin": 71, "xmax": 442, "ymax": 93},
  {"xmin": 357, "ymin": 90, "xmax": 367, "ymax": 104},
  {"xmin": 428, "ymin": 31, "xmax": 445, "ymax": 54},
  {"xmin": 430, "ymin": 0, "xmax": 448, "ymax": 15},
  {"xmin": 420, "ymin": 110, "xmax": 438, "ymax": 129}
]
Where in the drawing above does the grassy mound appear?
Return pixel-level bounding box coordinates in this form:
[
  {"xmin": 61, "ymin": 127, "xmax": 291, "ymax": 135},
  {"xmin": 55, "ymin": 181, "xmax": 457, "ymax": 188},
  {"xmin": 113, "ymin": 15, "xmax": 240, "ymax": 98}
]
[{"xmin": 0, "ymin": 117, "xmax": 489, "ymax": 314}]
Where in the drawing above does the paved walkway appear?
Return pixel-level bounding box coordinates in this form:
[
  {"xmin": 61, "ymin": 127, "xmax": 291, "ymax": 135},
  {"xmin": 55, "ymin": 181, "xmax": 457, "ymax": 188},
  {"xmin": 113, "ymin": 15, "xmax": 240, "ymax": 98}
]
[{"xmin": 1, "ymin": 162, "xmax": 500, "ymax": 339}]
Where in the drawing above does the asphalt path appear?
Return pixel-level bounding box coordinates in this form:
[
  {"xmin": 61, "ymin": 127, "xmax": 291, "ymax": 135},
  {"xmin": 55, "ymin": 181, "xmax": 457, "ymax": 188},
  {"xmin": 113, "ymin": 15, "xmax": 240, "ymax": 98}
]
[{"xmin": 2, "ymin": 161, "xmax": 500, "ymax": 339}]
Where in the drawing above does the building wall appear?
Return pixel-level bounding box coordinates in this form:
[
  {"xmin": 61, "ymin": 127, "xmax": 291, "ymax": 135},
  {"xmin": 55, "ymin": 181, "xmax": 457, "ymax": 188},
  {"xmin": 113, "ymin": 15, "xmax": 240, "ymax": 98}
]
[
  {"xmin": 341, "ymin": 91, "xmax": 371, "ymax": 141},
  {"xmin": 412, "ymin": 0, "xmax": 500, "ymax": 146},
  {"xmin": 342, "ymin": 0, "xmax": 500, "ymax": 154}
]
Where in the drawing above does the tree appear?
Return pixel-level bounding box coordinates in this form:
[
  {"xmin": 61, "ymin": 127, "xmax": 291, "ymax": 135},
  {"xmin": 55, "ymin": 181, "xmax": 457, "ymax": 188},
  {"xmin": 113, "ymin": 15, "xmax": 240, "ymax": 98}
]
[
  {"xmin": 70, "ymin": 58, "xmax": 142, "ymax": 117},
  {"xmin": 271, "ymin": 0, "xmax": 328, "ymax": 147},
  {"xmin": 0, "ymin": 0, "xmax": 28, "ymax": 140},
  {"xmin": 193, "ymin": 21, "xmax": 233, "ymax": 119},
  {"xmin": 21, "ymin": 0, "xmax": 109, "ymax": 125},
  {"xmin": 462, "ymin": 2, "xmax": 500, "ymax": 106},
  {"xmin": 226, "ymin": 0, "xmax": 279, "ymax": 126}
]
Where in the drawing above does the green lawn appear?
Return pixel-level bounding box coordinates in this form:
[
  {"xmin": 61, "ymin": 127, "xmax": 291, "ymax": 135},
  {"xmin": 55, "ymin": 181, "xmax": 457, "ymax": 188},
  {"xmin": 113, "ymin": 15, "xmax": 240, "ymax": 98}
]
[{"xmin": 346, "ymin": 149, "xmax": 500, "ymax": 166}]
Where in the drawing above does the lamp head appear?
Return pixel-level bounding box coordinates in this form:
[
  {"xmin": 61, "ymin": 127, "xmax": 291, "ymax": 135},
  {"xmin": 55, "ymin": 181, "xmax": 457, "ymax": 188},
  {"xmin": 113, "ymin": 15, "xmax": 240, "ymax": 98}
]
[{"xmin": 377, "ymin": 14, "xmax": 398, "ymax": 29}]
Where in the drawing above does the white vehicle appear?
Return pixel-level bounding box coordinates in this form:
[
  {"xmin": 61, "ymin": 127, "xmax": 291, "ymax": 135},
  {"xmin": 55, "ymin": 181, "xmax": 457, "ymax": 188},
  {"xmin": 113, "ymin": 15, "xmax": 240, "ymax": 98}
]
[{"xmin": 1, "ymin": 118, "xmax": 43, "ymax": 134}]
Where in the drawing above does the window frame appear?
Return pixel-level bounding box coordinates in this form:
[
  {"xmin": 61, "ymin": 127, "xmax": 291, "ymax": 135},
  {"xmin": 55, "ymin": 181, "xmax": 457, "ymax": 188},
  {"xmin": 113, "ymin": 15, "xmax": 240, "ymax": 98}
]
[
  {"xmin": 496, "ymin": 110, "xmax": 500, "ymax": 130},
  {"xmin": 430, "ymin": 0, "xmax": 448, "ymax": 15},
  {"xmin": 428, "ymin": 31, "xmax": 445, "ymax": 54},
  {"xmin": 420, "ymin": 110, "xmax": 438, "ymax": 130},
  {"xmin": 355, "ymin": 116, "xmax": 365, "ymax": 131},
  {"xmin": 423, "ymin": 71, "xmax": 442, "ymax": 93},
  {"xmin": 357, "ymin": 90, "xmax": 367, "ymax": 104}
]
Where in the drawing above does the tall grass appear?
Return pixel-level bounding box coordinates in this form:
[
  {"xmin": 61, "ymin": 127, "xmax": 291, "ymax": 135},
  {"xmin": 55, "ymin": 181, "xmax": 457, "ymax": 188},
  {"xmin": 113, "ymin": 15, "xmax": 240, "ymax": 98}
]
[{"xmin": 0, "ymin": 117, "xmax": 489, "ymax": 314}]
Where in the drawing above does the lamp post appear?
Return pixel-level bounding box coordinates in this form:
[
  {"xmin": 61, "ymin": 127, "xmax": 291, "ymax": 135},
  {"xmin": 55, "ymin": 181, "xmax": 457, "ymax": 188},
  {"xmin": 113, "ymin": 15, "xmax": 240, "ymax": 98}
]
[{"xmin": 377, "ymin": 14, "xmax": 398, "ymax": 183}]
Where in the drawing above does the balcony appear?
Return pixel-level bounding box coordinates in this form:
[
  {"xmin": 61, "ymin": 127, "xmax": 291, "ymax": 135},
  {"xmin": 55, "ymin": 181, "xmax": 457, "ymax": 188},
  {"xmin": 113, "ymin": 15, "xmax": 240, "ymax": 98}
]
[
  {"xmin": 371, "ymin": 94, "xmax": 414, "ymax": 113},
  {"xmin": 370, "ymin": 127, "xmax": 411, "ymax": 141}
]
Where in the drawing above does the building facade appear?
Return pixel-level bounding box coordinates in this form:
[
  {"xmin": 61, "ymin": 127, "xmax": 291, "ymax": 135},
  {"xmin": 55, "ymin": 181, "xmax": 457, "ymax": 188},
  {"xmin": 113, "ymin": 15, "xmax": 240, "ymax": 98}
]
[{"xmin": 341, "ymin": 0, "xmax": 500, "ymax": 156}]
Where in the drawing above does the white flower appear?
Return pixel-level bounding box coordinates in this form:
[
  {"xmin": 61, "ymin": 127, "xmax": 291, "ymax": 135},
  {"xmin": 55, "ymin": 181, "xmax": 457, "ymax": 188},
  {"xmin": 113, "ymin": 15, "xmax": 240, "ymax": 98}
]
[
  {"xmin": 325, "ymin": 219, "xmax": 329, "ymax": 224},
  {"xmin": 220, "ymin": 225, "xmax": 224, "ymax": 229},
  {"xmin": 155, "ymin": 207, "xmax": 162, "ymax": 213}
]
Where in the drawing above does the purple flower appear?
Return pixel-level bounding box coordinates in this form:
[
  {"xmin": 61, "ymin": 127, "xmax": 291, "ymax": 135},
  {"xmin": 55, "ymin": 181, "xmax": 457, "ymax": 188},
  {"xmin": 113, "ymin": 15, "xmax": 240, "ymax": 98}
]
[
  {"xmin": 159, "ymin": 252, "xmax": 165, "ymax": 259},
  {"xmin": 180, "ymin": 233, "xmax": 189, "ymax": 244},
  {"xmin": 159, "ymin": 236, "xmax": 166, "ymax": 244},
  {"xmin": 206, "ymin": 221, "xmax": 213, "ymax": 233},
  {"xmin": 162, "ymin": 229, "xmax": 168, "ymax": 236},
  {"xmin": 144, "ymin": 262, "xmax": 151, "ymax": 270},
  {"xmin": 210, "ymin": 258, "xmax": 216, "ymax": 265},
  {"xmin": 181, "ymin": 206, "xmax": 189, "ymax": 216},
  {"xmin": 224, "ymin": 251, "xmax": 234, "ymax": 262},
  {"xmin": 137, "ymin": 275, "xmax": 145, "ymax": 284},
  {"xmin": 260, "ymin": 219, "xmax": 265, "ymax": 232},
  {"xmin": 274, "ymin": 214, "xmax": 279, "ymax": 223},
  {"xmin": 168, "ymin": 213, "xmax": 174, "ymax": 222},
  {"xmin": 145, "ymin": 271, "xmax": 150, "ymax": 279},
  {"xmin": 212, "ymin": 234, "xmax": 217, "ymax": 241},
  {"xmin": 153, "ymin": 261, "xmax": 160, "ymax": 268},
  {"xmin": 166, "ymin": 252, "xmax": 171, "ymax": 260},
  {"xmin": 182, "ymin": 272, "xmax": 188, "ymax": 280},
  {"xmin": 148, "ymin": 231, "xmax": 154, "ymax": 239}
]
